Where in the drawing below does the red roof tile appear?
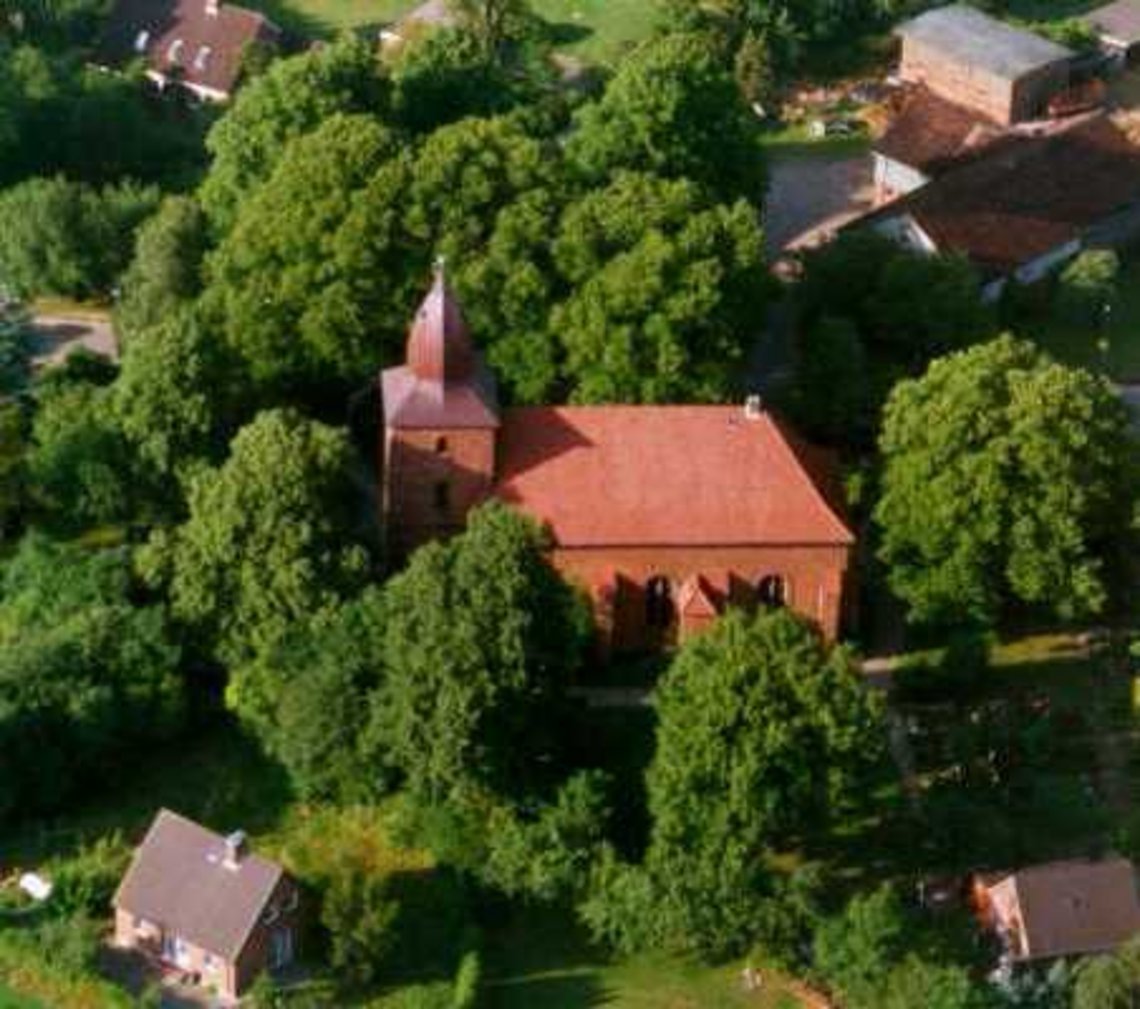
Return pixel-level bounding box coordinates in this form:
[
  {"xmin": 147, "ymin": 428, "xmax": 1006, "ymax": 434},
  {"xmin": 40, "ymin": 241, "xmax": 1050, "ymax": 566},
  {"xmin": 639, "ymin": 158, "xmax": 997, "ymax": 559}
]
[
  {"xmin": 97, "ymin": 0, "xmax": 279, "ymax": 97},
  {"xmin": 493, "ymin": 406, "xmax": 853, "ymax": 548},
  {"xmin": 876, "ymin": 87, "xmax": 1004, "ymax": 175}
]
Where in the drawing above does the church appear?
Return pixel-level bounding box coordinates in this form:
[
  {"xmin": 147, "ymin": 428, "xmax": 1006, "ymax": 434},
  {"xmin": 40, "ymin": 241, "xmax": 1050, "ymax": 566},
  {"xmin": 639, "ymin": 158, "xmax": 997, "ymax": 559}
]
[{"xmin": 379, "ymin": 268, "xmax": 855, "ymax": 652}]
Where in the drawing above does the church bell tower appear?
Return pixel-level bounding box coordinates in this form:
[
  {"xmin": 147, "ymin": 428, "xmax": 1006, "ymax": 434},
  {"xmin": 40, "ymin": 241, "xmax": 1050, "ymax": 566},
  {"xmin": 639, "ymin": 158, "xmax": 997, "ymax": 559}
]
[{"xmin": 379, "ymin": 263, "xmax": 500, "ymax": 556}]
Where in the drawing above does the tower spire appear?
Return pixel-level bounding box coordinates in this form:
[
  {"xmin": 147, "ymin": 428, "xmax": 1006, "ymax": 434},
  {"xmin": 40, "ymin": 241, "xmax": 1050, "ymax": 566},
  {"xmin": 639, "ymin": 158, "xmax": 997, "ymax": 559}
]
[{"xmin": 407, "ymin": 259, "xmax": 473, "ymax": 383}]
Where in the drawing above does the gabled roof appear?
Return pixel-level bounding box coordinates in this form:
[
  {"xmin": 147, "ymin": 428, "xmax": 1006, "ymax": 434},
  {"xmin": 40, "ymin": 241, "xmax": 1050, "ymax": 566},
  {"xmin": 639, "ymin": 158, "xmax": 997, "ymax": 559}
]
[
  {"xmin": 896, "ymin": 5, "xmax": 1072, "ymax": 82},
  {"xmin": 114, "ymin": 809, "xmax": 284, "ymax": 961},
  {"xmin": 677, "ymin": 574, "xmax": 721, "ymax": 618},
  {"xmin": 1086, "ymin": 0, "xmax": 1140, "ymax": 45},
  {"xmin": 876, "ymin": 87, "xmax": 1004, "ymax": 175},
  {"xmin": 860, "ymin": 113, "xmax": 1140, "ymax": 277},
  {"xmin": 985, "ymin": 858, "xmax": 1140, "ymax": 960},
  {"xmin": 494, "ymin": 406, "xmax": 854, "ymax": 549},
  {"xmin": 96, "ymin": 0, "xmax": 279, "ymax": 97}
]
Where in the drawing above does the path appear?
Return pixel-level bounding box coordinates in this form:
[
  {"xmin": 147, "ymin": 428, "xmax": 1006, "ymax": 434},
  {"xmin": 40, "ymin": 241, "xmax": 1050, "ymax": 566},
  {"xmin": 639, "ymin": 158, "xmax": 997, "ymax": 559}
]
[{"xmin": 29, "ymin": 313, "xmax": 117, "ymax": 368}]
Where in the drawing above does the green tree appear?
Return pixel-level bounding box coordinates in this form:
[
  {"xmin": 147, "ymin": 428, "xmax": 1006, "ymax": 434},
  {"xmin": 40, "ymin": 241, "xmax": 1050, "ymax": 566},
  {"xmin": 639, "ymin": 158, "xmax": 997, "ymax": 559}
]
[
  {"xmin": 876, "ymin": 336, "xmax": 1139, "ymax": 626},
  {"xmin": 1057, "ymin": 249, "xmax": 1119, "ymax": 327},
  {"xmin": 322, "ymin": 870, "xmax": 400, "ymax": 987},
  {"xmin": 199, "ymin": 38, "xmax": 387, "ymax": 233},
  {"xmin": 583, "ymin": 609, "xmax": 884, "ymax": 959},
  {"xmin": 115, "ymin": 196, "xmax": 209, "ymax": 342},
  {"xmin": 0, "ymin": 536, "xmax": 183, "ymax": 823},
  {"xmin": 113, "ymin": 306, "xmax": 243, "ymax": 484},
  {"xmin": 814, "ymin": 885, "xmax": 908, "ymax": 1007},
  {"xmin": 144, "ymin": 409, "xmax": 371, "ymax": 706},
  {"xmin": 368, "ymin": 502, "xmax": 589, "ymax": 802},
  {"xmin": 0, "ymin": 401, "xmax": 25, "ymax": 538},
  {"xmin": 0, "ymin": 298, "xmax": 31, "ymax": 394},
  {"xmin": 449, "ymin": 0, "xmax": 533, "ymax": 58},
  {"xmin": 791, "ymin": 314, "xmax": 872, "ymax": 445},
  {"xmin": 552, "ymin": 171, "xmax": 767, "ymax": 403},
  {"xmin": 568, "ymin": 32, "xmax": 763, "ymax": 205},
  {"xmin": 1074, "ymin": 936, "xmax": 1140, "ymax": 1009},
  {"xmin": 205, "ymin": 113, "xmax": 398, "ymax": 394},
  {"xmin": 0, "ymin": 176, "xmax": 159, "ymax": 299}
]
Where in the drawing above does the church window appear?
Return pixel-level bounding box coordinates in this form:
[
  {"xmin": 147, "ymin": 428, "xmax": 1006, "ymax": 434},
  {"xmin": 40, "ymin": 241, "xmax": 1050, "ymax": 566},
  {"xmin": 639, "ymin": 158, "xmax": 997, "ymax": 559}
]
[
  {"xmin": 434, "ymin": 436, "xmax": 449, "ymax": 454},
  {"xmin": 645, "ymin": 576, "xmax": 675, "ymax": 628},
  {"xmin": 757, "ymin": 575, "xmax": 786, "ymax": 609},
  {"xmin": 434, "ymin": 481, "xmax": 450, "ymax": 512}
]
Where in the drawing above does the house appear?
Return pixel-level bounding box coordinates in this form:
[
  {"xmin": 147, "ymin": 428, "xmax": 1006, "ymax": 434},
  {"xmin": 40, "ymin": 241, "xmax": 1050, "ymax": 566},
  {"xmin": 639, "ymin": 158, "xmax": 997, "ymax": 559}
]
[
  {"xmin": 857, "ymin": 112, "xmax": 1140, "ymax": 298},
  {"xmin": 1085, "ymin": 0, "xmax": 1140, "ymax": 65},
  {"xmin": 973, "ymin": 858, "xmax": 1140, "ymax": 963},
  {"xmin": 379, "ymin": 268, "xmax": 854, "ymax": 652},
  {"xmin": 894, "ymin": 4, "xmax": 1073, "ymax": 126},
  {"xmin": 113, "ymin": 810, "xmax": 300, "ymax": 1002},
  {"xmin": 95, "ymin": 0, "xmax": 280, "ymax": 102}
]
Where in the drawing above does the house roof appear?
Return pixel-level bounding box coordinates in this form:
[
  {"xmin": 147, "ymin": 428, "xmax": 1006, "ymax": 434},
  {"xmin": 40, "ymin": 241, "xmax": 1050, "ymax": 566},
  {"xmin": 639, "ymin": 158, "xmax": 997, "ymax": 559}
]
[
  {"xmin": 1086, "ymin": 0, "xmax": 1140, "ymax": 45},
  {"xmin": 493, "ymin": 406, "xmax": 854, "ymax": 549},
  {"xmin": 896, "ymin": 4, "xmax": 1072, "ymax": 82},
  {"xmin": 876, "ymin": 87, "xmax": 1005, "ymax": 175},
  {"xmin": 96, "ymin": 0, "xmax": 278, "ymax": 97},
  {"xmin": 985, "ymin": 858, "xmax": 1140, "ymax": 960},
  {"xmin": 860, "ymin": 113, "xmax": 1140, "ymax": 277},
  {"xmin": 114, "ymin": 809, "xmax": 284, "ymax": 961}
]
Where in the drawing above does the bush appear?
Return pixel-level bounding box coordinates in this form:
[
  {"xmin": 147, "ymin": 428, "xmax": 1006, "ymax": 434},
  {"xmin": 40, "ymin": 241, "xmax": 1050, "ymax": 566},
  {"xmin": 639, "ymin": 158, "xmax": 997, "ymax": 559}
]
[
  {"xmin": 36, "ymin": 914, "xmax": 101, "ymax": 978},
  {"xmin": 50, "ymin": 834, "xmax": 131, "ymax": 918},
  {"xmin": 1057, "ymin": 250, "xmax": 1119, "ymax": 326}
]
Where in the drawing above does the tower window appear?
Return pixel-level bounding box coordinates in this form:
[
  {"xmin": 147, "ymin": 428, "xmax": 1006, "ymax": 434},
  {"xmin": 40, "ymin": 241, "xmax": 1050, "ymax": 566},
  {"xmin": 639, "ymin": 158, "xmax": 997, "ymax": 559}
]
[
  {"xmin": 757, "ymin": 575, "xmax": 786, "ymax": 609},
  {"xmin": 645, "ymin": 576, "xmax": 675, "ymax": 629},
  {"xmin": 434, "ymin": 481, "xmax": 450, "ymax": 512},
  {"xmin": 434, "ymin": 436, "xmax": 449, "ymax": 455}
]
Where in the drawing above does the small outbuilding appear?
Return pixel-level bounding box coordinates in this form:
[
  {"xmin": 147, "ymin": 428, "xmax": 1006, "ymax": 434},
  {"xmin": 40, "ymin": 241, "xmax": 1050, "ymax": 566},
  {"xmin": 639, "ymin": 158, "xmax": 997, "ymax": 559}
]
[
  {"xmin": 1085, "ymin": 0, "xmax": 1140, "ymax": 64},
  {"xmin": 895, "ymin": 4, "xmax": 1073, "ymax": 124},
  {"xmin": 113, "ymin": 809, "xmax": 301, "ymax": 1003},
  {"xmin": 974, "ymin": 857, "xmax": 1140, "ymax": 963}
]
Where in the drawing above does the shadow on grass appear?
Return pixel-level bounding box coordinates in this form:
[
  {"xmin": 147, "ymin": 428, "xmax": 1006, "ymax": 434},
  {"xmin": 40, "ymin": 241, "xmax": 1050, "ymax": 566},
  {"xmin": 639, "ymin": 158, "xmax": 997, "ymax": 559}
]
[{"xmin": 543, "ymin": 20, "xmax": 593, "ymax": 47}]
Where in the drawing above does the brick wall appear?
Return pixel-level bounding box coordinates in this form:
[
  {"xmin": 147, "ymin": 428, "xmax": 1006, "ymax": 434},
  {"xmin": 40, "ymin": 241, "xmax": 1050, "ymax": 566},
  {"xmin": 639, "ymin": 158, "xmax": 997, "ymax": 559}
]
[{"xmin": 901, "ymin": 39, "xmax": 1017, "ymax": 123}]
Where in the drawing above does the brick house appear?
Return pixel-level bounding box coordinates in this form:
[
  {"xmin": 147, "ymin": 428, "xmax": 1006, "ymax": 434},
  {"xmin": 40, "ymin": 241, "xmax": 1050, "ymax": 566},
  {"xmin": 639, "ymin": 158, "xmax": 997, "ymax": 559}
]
[
  {"xmin": 973, "ymin": 858, "xmax": 1140, "ymax": 963},
  {"xmin": 113, "ymin": 810, "xmax": 301, "ymax": 1003},
  {"xmin": 379, "ymin": 268, "xmax": 854, "ymax": 652},
  {"xmin": 95, "ymin": 0, "xmax": 280, "ymax": 102}
]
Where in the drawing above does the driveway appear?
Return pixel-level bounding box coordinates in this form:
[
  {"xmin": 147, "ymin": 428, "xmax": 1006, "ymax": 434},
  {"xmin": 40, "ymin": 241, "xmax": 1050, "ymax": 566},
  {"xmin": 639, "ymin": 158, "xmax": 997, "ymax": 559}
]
[
  {"xmin": 765, "ymin": 153, "xmax": 876, "ymax": 261},
  {"xmin": 30, "ymin": 313, "xmax": 118, "ymax": 368}
]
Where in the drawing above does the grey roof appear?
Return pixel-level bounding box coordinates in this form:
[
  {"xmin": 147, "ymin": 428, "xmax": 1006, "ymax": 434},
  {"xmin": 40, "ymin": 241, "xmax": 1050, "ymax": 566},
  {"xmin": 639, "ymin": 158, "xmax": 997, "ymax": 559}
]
[
  {"xmin": 1086, "ymin": 0, "xmax": 1140, "ymax": 45},
  {"xmin": 896, "ymin": 4, "xmax": 1073, "ymax": 81},
  {"xmin": 114, "ymin": 810, "xmax": 284, "ymax": 961}
]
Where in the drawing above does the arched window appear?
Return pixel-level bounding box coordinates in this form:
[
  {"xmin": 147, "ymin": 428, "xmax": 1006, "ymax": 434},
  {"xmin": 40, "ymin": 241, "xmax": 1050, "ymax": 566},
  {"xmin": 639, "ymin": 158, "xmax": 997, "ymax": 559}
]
[
  {"xmin": 757, "ymin": 575, "xmax": 786, "ymax": 609},
  {"xmin": 645, "ymin": 576, "xmax": 675, "ymax": 628},
  {"xmin": 433, "ymin": 481, "xmax": 450, "ymax": 512},
  {"xmin": 434, "ymin": 435, "xmax": 449, "ymax": 455}
]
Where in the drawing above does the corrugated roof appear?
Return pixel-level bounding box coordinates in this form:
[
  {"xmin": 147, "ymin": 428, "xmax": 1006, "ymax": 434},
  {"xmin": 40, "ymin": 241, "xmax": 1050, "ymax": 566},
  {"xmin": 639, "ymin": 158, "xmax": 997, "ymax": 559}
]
[
  {"xmin": 493, "ymin": 406, "xmax": 854, "ymax": 549},
  {"xmin": 861, "ymin": 113, "xmax": 1140, "ymax": 277},
  {"xmin": 896, "ymin": 4, "xmax": 1072, "ymax": 81},
  {"xmin": 114, "ymin": 810, "xmax": 283, "ymax": 961},
  {"xmin": 988, "ymin": 858, "xmax": 1140, "ymax": 960},
  {"xmin": 1086, "ymin": 0, "xmax": 1140, "ymax": 45}
]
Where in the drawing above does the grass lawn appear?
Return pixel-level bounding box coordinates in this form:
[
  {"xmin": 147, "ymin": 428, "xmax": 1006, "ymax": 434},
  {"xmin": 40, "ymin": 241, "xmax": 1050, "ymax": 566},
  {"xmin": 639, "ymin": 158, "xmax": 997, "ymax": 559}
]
[
  {"xmin": 1023, "ymin": 256, "xmax": 1140, "ymax": 381},
  {"xmin": 0, "ymin": 986, "xmax": 42, "ymax": 1009}
]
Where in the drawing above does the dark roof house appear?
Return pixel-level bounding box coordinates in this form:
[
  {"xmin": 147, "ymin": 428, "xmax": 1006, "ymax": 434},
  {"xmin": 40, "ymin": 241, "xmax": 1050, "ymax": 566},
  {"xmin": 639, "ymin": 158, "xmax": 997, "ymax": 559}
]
[
  {"xmin": 113, "ymin": 810, "xmax": 301, "ymax": 1001},
  {"xmin": 96, "ymin": 0, "xmax": 280, "ymax": 101},
  {"xmin": 1085, "ymin": 0, "xmax": 1140, "ymax": 57},
  {"xmin": 976, "ymin": 858, "xmax": 1140, "ymax": 962}
]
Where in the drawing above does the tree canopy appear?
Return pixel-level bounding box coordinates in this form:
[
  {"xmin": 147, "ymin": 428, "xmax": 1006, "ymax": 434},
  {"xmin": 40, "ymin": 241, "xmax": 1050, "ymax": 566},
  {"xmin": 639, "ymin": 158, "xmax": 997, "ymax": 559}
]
[{"xmin": 876, "ymin": 335, "xmax": 1139, "ymax": 626}]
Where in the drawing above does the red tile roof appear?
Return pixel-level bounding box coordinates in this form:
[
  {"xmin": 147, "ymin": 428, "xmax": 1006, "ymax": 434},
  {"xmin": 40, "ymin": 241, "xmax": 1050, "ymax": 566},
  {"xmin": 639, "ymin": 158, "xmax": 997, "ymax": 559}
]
[
  {"xmin": 97, "ymin": 0, "xmax": 279, "ymax": 98},
  {"xmin": 493, "ymin": 406, "xmax": 853, "ymax": 549},
  {"xmin": 876, "ymin": 88, "xmax": 1004, "ymax": 175},
  {"xmin": 862, "ymin": 113, "xmax": 1140, "ymax": 277}
]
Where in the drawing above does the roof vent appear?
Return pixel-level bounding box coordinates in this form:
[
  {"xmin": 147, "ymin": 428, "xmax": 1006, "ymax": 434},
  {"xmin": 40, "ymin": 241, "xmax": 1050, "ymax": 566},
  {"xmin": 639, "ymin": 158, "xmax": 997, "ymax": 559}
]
[
  {"xmin": 744, "ymin": 394, "xmax": 763, "ymax": 420},
  {"xmin": 223, "ymin": 830, "xmax": 247, "ymax": 870}
]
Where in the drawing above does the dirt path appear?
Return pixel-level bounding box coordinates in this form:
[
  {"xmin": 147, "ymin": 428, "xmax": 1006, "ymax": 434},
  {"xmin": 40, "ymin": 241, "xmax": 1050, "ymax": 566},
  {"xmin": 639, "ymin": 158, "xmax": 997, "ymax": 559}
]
[{"xmin": 30, "ymin": 313, "xmax": 118, "ymax": 368}]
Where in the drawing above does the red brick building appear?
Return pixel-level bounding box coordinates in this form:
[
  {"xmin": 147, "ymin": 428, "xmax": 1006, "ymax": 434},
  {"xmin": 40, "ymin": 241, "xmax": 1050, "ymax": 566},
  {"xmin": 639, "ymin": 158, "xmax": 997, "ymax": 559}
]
[{"xmin": 380, "ymin": 270, "xmax": 855, "ymax": 650}]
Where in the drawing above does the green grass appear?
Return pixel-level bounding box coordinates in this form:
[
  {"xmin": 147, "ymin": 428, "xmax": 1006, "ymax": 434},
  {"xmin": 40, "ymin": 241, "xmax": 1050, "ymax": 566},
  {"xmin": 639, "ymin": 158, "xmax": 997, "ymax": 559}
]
[
  {"xmin": 0, "ymin": 986, "xmax": 42, "ymax": 1009},
  {"xmin": 241, "ymin": 0, "xmax": 411, "ymax": 38},
  {"xmin": 1021, "ymin": 257, "xmax": 1140, "ymax": 380}
]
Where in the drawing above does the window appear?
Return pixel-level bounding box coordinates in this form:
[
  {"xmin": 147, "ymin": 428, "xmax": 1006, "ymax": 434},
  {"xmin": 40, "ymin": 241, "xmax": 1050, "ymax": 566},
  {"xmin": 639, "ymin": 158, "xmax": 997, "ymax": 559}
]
[
  {"xmin": 434, "ymin": 481, "xmax": 450, "ymax": 512},
  {"xmin": 193, "ymin": 45, "xmax": 211, "ymax": 71},
  {"xmin": 133, "ymin": 29, "xmax": 150, "ymax": 52},
  {"xmin": 645, "ymin": 576, "xmax": 674, "ymax": 629},
  {"xmin": 167, "ymin": 38, "xmax": 184, "ymax": 62},
  {"xmin": 757, "ymin": 575, "xmax": 786, "ymax": 609},
  {"xmin": 434, "ymin": 435, "xmax": 449, "ymax": 454}
]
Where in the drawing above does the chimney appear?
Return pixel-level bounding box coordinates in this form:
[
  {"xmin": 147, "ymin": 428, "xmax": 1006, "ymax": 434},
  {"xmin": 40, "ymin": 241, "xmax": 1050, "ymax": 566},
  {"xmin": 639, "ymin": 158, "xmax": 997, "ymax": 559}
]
[
  {"xmin": 205, "ymin": 0, "xmax": 218, "ymax": 16},
  {"xmin": 223, "ymin": 830, "xmax": 247, "ymax": 869},
  {"xmin": 744, "ymin": 394, "xmax": 763, "ymax": 420}
]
